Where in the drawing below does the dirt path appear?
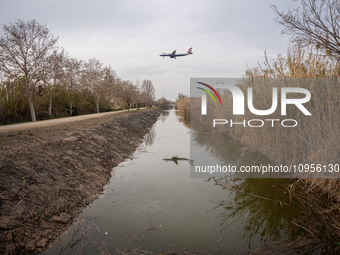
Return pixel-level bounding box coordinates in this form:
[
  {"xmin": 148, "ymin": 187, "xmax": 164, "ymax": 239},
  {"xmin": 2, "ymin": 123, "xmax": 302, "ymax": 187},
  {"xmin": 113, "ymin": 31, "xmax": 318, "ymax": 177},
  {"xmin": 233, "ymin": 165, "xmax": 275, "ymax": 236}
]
[
  {"xmin": 0, "ymin": 108, "xmax": 146, "ymax": 134},
  {"xmin": 0, "ymin": 108, "xmax": 162, "ymax": 254}
]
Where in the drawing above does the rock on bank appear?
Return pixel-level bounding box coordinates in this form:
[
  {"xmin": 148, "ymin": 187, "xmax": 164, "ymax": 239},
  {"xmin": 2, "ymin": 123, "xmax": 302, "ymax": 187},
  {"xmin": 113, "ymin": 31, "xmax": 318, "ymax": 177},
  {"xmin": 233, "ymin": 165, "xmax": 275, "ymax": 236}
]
[{"xmin": 0, "ymin": 108, "xmax": 163, "ymax": 254}]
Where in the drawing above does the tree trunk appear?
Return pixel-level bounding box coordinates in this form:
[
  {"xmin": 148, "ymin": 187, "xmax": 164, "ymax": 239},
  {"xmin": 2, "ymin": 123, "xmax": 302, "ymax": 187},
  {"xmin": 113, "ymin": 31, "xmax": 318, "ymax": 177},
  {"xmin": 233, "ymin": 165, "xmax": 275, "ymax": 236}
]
[
  {"xmin": 26, "ymin": 80, "xmax": 36, "ymax": 122},
  {"xmin": 96, "ymin": 95, "xmax": 100, "ymax": 113},
  {"xmin": 28, "ymin": 94, "xmax": 36, "ymax": 122},
  {"xmin": 70, "ymin": 101, "xmax": 73, "ymax": 116},
  {"xmin": 48, "ymin": 89, "xmax": 53, "ymax": 118},
  {"xmin": 96, "ymin": 101, "xmax": 100, "ymax": 113}
]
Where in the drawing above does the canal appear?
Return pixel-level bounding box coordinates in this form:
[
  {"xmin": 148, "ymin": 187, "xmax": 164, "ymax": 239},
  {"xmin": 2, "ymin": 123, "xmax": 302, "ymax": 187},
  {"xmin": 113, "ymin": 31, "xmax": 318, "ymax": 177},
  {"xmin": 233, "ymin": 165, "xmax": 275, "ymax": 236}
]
[{"xmin": 45, "ymin": 109, "xmax": 299, "ymax": 254}]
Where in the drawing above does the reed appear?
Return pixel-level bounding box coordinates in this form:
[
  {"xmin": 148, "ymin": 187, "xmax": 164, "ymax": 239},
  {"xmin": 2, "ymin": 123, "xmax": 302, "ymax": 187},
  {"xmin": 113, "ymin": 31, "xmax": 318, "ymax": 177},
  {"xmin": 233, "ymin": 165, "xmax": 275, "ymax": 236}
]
[
  {"xmin": 175, "ymin": 97, "xmax": 190, "ymax": 119},
  {"xmin": 242, "ymin": 46, "xmax": 340, "ymax": 250},
  {"xmin": 187, "ymin": 43, "xmax": 340, "ymax": 251},
  {"xmin": 242, "ymin": 43, "xmax": 340, "ymax": 193}
]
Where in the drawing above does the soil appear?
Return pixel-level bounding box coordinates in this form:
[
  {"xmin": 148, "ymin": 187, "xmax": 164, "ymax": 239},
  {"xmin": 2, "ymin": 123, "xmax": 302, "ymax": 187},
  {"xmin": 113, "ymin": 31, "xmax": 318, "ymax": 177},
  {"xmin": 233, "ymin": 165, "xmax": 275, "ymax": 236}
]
[{"xmin": 0, "ymin": 108, "xmax": 163, "ymax": 255}]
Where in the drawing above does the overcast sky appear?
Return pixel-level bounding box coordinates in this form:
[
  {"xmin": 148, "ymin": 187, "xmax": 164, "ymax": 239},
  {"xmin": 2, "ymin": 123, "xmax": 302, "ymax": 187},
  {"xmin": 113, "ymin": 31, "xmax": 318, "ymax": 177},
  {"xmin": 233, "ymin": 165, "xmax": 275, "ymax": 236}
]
[{"xmin": 0, "ymin": 0, "xmax": 299, "ymax": 101}]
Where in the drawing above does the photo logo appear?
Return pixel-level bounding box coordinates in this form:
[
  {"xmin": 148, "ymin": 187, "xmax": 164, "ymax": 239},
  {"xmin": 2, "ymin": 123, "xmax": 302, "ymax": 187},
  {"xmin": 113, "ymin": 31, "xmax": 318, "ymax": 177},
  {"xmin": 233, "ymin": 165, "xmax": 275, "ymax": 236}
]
[
  {"xmin": 194, "ymin": 80, "xmax": 312, "ymax": 128},
  {"xmin": 198, "ymin": 82, "xmax": 311, "ymax": 117},
  {"xmin": 196, "ymin": 82, "xmax": 222, "ymax": 115}
]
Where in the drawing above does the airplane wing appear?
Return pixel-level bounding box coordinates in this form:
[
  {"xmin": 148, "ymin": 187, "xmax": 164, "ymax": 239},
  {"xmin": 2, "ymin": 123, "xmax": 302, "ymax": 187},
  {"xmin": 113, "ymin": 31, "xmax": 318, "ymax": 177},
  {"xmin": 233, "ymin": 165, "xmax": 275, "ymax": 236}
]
[{"xmin": 171, "ymin": 50, "xmax": 176, "ymax": 58}]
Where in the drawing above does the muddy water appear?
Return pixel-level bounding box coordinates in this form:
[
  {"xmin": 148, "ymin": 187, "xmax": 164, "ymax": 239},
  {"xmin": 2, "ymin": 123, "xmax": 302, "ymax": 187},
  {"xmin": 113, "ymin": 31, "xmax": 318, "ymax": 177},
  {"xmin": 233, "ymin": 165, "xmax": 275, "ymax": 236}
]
[{"xmin": 45, "ymin": 110, "xmax": 299, "ymax": 254}]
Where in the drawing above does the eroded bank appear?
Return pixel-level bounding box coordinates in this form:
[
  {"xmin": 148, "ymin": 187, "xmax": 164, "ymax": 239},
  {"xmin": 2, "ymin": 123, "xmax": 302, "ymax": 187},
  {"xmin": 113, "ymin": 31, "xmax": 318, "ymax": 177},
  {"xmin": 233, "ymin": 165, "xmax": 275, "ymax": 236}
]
[{"xmin": 0, "ymin": 108, "xmax": 163, "ymax": 254}]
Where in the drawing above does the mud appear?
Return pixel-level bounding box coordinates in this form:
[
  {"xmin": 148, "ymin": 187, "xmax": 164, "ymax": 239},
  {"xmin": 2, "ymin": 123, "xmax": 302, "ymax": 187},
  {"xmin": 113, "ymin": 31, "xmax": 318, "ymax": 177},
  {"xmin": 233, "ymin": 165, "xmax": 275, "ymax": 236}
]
[{"xmin": 0, "ymin": 108, "xmax": 162, "ymax": 255}]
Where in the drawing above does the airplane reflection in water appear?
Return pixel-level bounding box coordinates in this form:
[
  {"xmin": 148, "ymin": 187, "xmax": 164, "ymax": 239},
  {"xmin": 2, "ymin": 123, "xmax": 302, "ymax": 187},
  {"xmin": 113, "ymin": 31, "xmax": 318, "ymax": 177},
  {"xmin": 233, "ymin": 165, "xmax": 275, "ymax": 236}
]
[{"xmin": 162, "ymin": 156, "xmax": 194, "ymax": 166}]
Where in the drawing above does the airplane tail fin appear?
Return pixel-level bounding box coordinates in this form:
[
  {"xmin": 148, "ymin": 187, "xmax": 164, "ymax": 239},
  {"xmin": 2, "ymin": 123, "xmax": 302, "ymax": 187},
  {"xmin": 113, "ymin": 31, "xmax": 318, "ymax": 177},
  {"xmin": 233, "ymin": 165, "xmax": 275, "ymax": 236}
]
[{"xmin": 187, "ymin": 47, "xmax": 193, "ymax": 54}]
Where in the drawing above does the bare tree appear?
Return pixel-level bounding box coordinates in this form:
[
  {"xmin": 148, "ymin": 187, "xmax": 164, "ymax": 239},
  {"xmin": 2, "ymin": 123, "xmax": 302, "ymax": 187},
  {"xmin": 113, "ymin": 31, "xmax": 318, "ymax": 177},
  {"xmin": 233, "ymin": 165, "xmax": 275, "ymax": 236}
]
[
  {"xmin": 141, "ymin": 79, "xmax": 155, "ymax": 108},
  {"xmin": 43, "ymin": 49, "xmax": 65, "ymax": 118},
  {"xmin": 272, "ymin": 0, "xmax": 340, "ymax": 58},
  {"xmin": 63, "ymin": 57, "xmax": 82, "ymax": 116},
  {"xmin": 157, "ymin": 96, "xmax": 171, "ymax": 108},
  {"xmin": 0, "ymin": 19, "xmax": 58, "ymax": 121},
  {"xmin": 102, "ymin": 65, "xmax": 119, "ymax": 110},
  {"xmin": 134, "ymin": 80, "xmax": 141, "ymax": 109},
  {"xmin": 120, "ymin": 80, "xmax": 136, "ymax": 111},
  {"xmin": 82, "ymin": 58, "xmax": 105, "ymax": 113},
  {"xmin": 111, "ymin": 77, "xmax": 123, "ymax": 110},
  {"xmin": 176, "ymin": 92, "xmax": 188, "ymax": 101}
]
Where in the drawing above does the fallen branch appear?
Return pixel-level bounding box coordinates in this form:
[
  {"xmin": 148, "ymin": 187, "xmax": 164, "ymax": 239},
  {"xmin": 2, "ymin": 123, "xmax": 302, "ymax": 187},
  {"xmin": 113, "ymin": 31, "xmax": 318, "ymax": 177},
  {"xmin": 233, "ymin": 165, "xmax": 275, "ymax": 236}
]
[
  {"xmin": 13, "ymin": 199, "xmax": 23, "ymax": 211},
  {"xmin": 88, "ymin": 236, "xmax": 107, "ymax": 255},
  {"xmin": 291, "ymin": 221, "xmax": 314, "ymax": 235},
  {"xmin": 58, "ymin": 225, "xmax": 93, "ymax": 255},
  {"xmin": 142, "ymin": 218, "xmax": 150, "ymax": 241}
]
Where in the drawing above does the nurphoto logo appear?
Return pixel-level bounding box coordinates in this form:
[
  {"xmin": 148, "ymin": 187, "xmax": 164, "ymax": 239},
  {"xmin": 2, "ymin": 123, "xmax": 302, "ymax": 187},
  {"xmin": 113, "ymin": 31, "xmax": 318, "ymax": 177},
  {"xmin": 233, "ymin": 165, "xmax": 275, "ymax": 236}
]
[
  {"xmin": 196, "ymin": 82, "xmax": 222, "ymax": 115},
  {"xmin": 195, "ymin": 80, "xmax": 312, "ymax": 128}
]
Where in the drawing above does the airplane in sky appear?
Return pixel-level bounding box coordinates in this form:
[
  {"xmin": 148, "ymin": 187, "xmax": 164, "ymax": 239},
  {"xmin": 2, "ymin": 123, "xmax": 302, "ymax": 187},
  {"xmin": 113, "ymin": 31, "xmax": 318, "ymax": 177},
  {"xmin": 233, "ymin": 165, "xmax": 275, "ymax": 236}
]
[{"xmin": 160, "ymin": 47, "xmax": 193, "ymax": 59}]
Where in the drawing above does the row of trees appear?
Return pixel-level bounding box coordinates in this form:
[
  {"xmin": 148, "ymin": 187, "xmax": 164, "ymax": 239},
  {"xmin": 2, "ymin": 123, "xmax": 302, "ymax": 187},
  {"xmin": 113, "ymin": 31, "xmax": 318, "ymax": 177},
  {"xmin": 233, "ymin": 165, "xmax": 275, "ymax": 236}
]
[{"xmin": 0, "ymin": 19, "xmax": 156, "ymax": 124}]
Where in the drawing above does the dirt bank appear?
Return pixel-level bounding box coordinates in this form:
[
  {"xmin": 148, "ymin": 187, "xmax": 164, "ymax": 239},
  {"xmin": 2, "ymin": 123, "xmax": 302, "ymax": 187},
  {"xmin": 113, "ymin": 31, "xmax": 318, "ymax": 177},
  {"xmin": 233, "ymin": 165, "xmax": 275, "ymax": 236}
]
[{"xmin": 0, "ymin": 108, "xmax": 163, "ymax": 255}]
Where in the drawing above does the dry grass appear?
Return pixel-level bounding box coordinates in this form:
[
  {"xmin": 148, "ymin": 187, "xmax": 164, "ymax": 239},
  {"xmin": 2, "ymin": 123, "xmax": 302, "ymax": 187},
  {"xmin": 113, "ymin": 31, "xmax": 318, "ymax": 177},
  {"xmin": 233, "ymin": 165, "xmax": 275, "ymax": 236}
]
[
  {"xmin": 241, "ymin": 43, "xmax": 340, "ymax": 195},
  {"xmin": 175, "ymin": 97, "xmax": 190, "ymax": 119},
  {"xmin": 187, "ymin": 43, "xmax": 340, "ymax": 253}
]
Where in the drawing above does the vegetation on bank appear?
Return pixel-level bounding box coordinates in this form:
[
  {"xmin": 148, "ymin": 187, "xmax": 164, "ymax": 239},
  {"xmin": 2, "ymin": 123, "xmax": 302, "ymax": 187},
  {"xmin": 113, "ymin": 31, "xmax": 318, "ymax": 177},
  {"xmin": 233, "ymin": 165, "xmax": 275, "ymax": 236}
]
[
  {"xmin": 178, "ymin": 44, "xmax": 340, "ymax": 254},
  {"xmin": 0, "ymin": 19, "xmax": 157, "ymax": 125},
  {"xmin": 243, "ymin": 45, "xmax": 340, "ymax": 253},
  {"xmin": 176, "ymin": 0, "xmax": 340, "ymax": 252},
  {"xmin": 174, "ymin": 92, "xmax": 190, "ymax": 119}
]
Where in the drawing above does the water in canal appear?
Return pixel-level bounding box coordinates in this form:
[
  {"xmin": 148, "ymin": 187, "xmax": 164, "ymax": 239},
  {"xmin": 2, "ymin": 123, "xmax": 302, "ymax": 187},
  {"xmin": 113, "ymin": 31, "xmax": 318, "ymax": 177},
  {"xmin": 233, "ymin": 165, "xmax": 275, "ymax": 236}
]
[{"xmin": 45, "ymin": 110, "xmax": 299, "ymax": 254}]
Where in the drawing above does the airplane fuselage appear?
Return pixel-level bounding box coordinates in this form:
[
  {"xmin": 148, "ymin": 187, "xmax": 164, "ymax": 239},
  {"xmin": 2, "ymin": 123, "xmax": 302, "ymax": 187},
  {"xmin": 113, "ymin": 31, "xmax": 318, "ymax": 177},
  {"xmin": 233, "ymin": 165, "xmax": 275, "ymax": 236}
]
[
  {"xmin": 160, "ymin": 47, "xmax": 193, "ymax": 59},
  {"xmin": 159, "ymin": 53, "xmax": 190, "ymax": 58}
]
